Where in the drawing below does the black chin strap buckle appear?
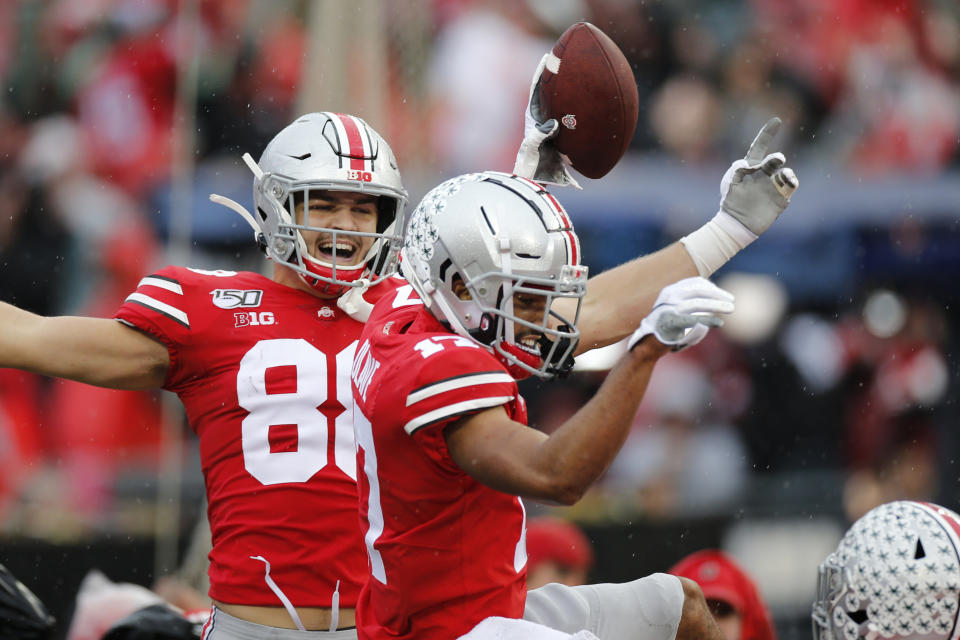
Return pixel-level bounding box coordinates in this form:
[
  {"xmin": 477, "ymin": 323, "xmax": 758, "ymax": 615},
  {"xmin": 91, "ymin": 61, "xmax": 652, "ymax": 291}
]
[{"xmin": 539, "ymin": 325, "xmax": 576, "ymax": 378}]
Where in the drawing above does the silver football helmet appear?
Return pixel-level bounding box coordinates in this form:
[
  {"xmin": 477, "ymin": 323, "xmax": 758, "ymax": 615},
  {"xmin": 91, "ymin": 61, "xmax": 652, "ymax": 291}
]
[
  {"xmin": 211, "ymin": 112, "xmax": 407, "ymax": 296},
  {"xmin": 813, "ymin": 501, "xmax": 960, "ymax": 640},
  {"xmin": 401, "ymin": 171, "xmax": 588, "ymax": 379}
]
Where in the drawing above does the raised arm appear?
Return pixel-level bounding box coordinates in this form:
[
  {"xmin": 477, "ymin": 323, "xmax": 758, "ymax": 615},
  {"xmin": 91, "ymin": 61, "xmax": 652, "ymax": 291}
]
[
  {"xmin": 545, "ymin": 118, "xmax": 798, "ymax": 355},
  {"xmin": 0, "ymin": 301, "xmax": 169, "ymax": 389},
  {"xmin": 565, "ymin": 242, "xmax": 697, "ymax": 353},
  {"xmin": 446, "ymin": 335, "xmax": 667, "ymax": 504},
  {"xmin": 446, "ymin": 277, "xmax": 733, "ymax": 503}
]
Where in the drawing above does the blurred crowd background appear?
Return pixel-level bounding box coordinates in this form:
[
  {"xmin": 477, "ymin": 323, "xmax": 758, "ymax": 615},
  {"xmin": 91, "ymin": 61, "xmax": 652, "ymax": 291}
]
[{"xmin": 0, "ymin": 0, "xmax": 959, "ymax": 637}]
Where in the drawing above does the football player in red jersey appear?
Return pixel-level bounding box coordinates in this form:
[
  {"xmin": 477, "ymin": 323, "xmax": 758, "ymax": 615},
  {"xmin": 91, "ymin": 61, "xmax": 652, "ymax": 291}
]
[
  {"xmin": 351, "ymin": 171, "xmax": 738, "ymax": 640},
  {"xmin": 0, "ymin": 112, "xmax": 411, "ymax": 637},
  {"xmin": 0, "ymin": 105, "xmax": 797, "ymax": 638}
]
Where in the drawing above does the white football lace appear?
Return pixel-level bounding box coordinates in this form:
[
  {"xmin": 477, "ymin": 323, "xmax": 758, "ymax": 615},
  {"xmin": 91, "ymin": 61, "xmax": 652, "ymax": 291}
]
[
  {"xmin": 329, "ymin": 580, "xmax": 340, "ymax": 633},
  {"xmin": 249, "ymin": 555, "xmax": 306, "ymax": 631}
]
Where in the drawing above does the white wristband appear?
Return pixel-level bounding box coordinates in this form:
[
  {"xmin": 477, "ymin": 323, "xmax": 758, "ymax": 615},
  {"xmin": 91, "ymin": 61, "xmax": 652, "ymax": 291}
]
[{"xmin": 679, "ymin": 210, "xmax": 758, "ymax": 277}]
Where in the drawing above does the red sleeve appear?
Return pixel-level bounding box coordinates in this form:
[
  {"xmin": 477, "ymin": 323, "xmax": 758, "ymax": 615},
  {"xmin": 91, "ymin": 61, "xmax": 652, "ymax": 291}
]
[
  {"xmin": 113, "ymin": 265, "xmax": 192, "ymax": 390},
  {"xmin": 401, "ymin": 342, "xmax": 516, "ymax": 470},
  {"xmin": 364, "ymin": 278, "xmax": 424, "ymax": 325}
]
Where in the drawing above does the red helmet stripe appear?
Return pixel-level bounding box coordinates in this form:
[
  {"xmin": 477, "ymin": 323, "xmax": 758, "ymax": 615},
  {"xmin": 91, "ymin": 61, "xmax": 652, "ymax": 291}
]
[
  {"xmin": 564, "ymin": 230, "xmax": 579, "ymax": 265},
  {"xmin": 543, "ymin": 191, "xmax": 573, "ymax": 228},
  {"xmin": 916, "ymin": 501, "xmax": 960, "ymax": 640},
  {"xmin": 505, "ymin": 174, "xmax": 579, "ymax": 265},
  {"xmin": 513, "ymin": 175, "xmax": 543, "ymax": 191},
  {"xmin": 334, "ymin": 113, "xmax": 367, "ymax": 171},
  {"xmin": 536, "ymin": 188, "xmax": 578, "ymax": 265},
  {"xmin": 919, "ymin": 501, "xmax": 960, "ymax": 542}
]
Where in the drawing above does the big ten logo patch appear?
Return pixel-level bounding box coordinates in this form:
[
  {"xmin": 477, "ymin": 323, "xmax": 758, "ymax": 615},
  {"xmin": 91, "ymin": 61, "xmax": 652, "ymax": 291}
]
[
  {"xmin": 235, "ymin": 311, "xmax": 275, "ymax": 327},
  {"xmin": 211, "ymin": 289, "xmax": 263, "ymax": 309},
  {"xmin": 346, "ymin": 169, "xmax": 373, "ymax": 182}
]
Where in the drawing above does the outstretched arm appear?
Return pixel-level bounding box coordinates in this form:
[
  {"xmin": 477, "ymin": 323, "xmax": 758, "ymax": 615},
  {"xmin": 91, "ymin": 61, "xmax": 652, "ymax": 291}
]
[
  {"xmin": 0, "ymin": 301, "xmax": 169, "ymax": 390},
  {"xmin": 446, "ymin": 336, "xmax": 668, "ymax": 504},
  {"xmin": 548, "ymin": 118, "xmax": 798, "ymax": 355},
  {"xmin": 565, "ymin": 242, "xmax": 697, "ymax": 353},
  {"xmin": 446, "ymin": 278, "xmax": 733, "ymax": 503}
]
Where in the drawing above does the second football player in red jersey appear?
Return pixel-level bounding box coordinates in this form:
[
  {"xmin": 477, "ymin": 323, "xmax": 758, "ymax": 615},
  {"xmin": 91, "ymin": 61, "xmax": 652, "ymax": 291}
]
[
  {"xmin": 352, "ymin": 172, "xmax": 739, "ymax": 640},
  {"xmin": 0, "ymin": 112, "xmax": 411, "ymax": 637}
]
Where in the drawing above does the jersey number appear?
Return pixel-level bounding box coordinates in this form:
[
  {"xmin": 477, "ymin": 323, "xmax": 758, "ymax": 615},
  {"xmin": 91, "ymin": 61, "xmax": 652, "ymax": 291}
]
[{"xmin": 237, "ymin": 339, "xmax": 357, "ymax": 485}]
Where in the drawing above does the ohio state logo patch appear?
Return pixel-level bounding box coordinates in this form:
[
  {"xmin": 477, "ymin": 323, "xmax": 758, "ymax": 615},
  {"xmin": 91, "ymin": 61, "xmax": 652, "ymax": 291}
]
[{"xmin": 561, "ymin": 114, "xmax": 577, "ymax": 130}]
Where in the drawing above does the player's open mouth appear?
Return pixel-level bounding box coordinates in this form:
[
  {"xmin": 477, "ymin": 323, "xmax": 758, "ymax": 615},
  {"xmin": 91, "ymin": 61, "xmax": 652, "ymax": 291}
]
[
  {"xmin": 317, "ymin": 240, "xmax": 359, "ymax": 264},
  {"xmin": 515, "ymin": 334, "xmax": 542, "ymax": 355}
]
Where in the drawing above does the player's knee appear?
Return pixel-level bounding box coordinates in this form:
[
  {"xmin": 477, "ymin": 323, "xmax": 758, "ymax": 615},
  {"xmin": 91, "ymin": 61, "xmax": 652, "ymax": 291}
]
[{"xmin": 676, "ymin": 577, "xmax": 723, "ymax": 640}]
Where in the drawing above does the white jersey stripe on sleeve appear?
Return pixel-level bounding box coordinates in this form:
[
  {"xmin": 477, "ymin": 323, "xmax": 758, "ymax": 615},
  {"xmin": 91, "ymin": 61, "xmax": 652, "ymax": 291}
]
[
  {"xmin": 137, "ymin": 276, "xmax": 183, "ymax": 295},
  {"xmin": 404, "ymin": 396, "xmax": 513, "ymax": 435},
  {"xmin": 406, "ymin": 372, "xmax": 514, "ymax": 406},
  {"xmin": 125, "ymin": 292, "xmax": 190, "ymax": 328}
]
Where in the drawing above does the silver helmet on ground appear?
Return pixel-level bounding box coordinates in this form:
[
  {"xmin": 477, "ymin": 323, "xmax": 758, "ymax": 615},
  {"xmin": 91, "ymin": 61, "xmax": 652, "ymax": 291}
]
[{"xmin": 813, "ymin": 501, "xmax": 960, "ymax": 640}]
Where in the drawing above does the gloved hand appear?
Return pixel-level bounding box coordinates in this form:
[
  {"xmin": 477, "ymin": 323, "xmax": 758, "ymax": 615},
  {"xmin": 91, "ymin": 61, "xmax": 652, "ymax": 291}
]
[
  {"xmin": 627, "ymin": 277, "xmax": 735, "ymax": 351},
  {"xmin": 679, "ymin": 117, "xmax": 799, "ymax": 277},
  {"xmin": 513, "ymin": 54, "xmax": 581, "ymax": 189},
  {"xmin": 719, "ymin": 116, "xmax": 798, "ymax": 236}
]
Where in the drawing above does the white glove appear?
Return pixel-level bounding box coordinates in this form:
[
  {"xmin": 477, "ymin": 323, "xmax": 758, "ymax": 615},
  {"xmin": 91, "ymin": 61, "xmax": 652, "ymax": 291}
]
[
  {"xmin": 513, "ymin": 54, "xmax": 581, "ymax": 189},
  {"xmin": 680, "ymin": 117, "xmax": 799, "ymax": 277},
  {"xmin": 720, "ymin": 116, "xmax": 798, "ymax": 235},
  {"xmin": 627, "ymin": 277, "xmax": 735, "ymax": 351}
]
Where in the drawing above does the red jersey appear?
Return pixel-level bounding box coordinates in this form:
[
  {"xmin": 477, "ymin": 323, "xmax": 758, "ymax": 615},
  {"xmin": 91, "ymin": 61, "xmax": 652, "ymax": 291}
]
[
  {"xmin": 114, "ymin": 266, "xmax": 405, "ymax": 607},
  {"xmin": 352, "ymin": 299, "xmax": 529, "ymax": 640}
]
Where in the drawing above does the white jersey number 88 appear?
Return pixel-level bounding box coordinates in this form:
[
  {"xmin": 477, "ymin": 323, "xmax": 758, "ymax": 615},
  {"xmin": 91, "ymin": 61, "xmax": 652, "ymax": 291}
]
[{"xmin": 237, "ymin": 338, "xmax": 357, "ymax": 484}]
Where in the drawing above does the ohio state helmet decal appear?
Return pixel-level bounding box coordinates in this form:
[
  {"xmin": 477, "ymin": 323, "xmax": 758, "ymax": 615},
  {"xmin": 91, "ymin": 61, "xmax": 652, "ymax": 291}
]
[{"xmin": 813, "ymin": 501, "xmax": 960, "ymax": 640}]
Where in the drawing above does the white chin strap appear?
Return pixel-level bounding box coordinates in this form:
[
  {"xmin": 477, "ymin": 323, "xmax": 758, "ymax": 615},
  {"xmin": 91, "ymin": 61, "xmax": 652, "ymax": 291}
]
[
  {"xmin": 337, "ymin": 280, "xmax": 374, "ymax": 321},
  {"xmin": 250, "ymin": 555, "xmax": 306, "ymax": 631}
]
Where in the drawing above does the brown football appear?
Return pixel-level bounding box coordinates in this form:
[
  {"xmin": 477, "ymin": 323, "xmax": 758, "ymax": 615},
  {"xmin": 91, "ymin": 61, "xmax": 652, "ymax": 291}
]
[{"xmin": 538, "ymin": 22, "xmax": 639, "ymax": 179}]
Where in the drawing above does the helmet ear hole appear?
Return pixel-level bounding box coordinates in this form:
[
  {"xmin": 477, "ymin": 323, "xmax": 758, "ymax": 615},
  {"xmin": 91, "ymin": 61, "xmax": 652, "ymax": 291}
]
[
  {"xmin": 448, "ymin": 272, "xmax": 498, "ymax": 345},
  {"xmin": 847, "ymin": 610, "xmax": 868, "ymax": 624},
  {"xmin": 469, "ymin": 313, "xmax": 498, "ymax": 345},
  {"xmin": 450, "ymin": 274, "xmax": 472, "ymax": 301}
]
